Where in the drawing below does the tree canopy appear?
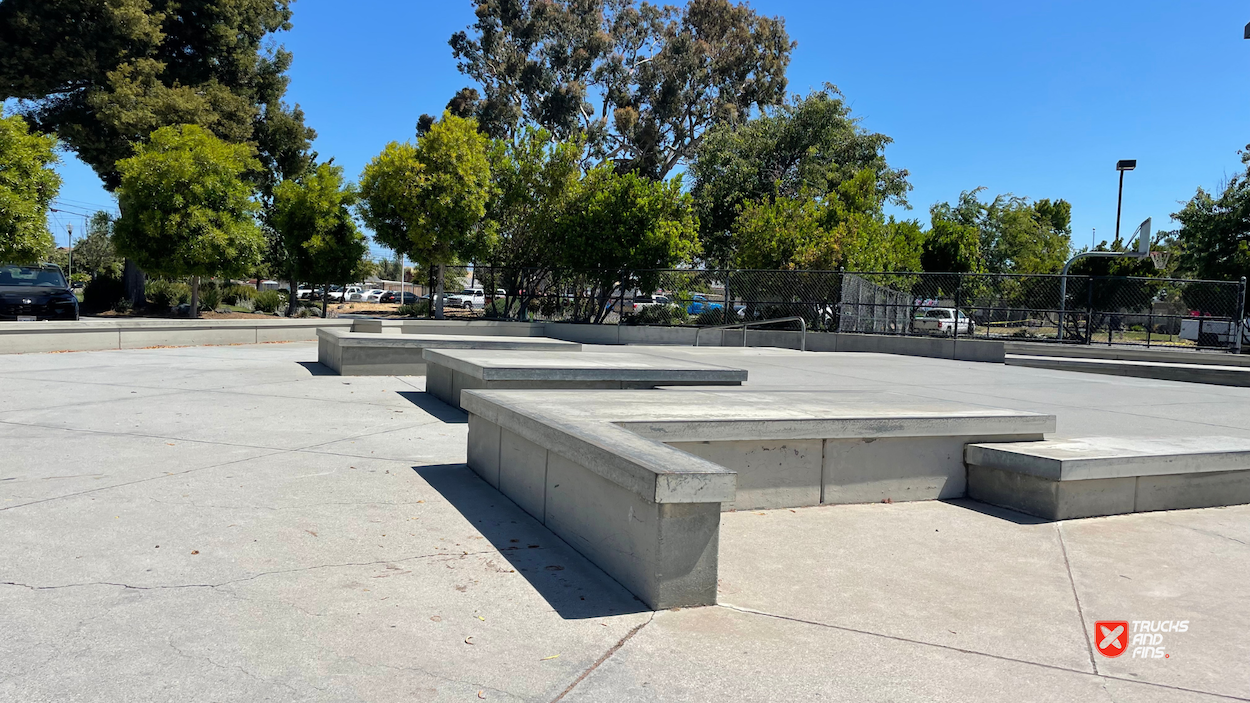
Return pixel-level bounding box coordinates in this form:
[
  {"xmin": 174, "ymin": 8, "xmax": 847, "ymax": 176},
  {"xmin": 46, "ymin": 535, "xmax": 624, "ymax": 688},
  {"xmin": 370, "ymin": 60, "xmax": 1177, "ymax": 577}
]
[
  {"xmin": 271, "ymin": 163, "xmax": 367, "ymax": 290},
  {"xmin": 447, "ymin": 0, "xmax": 793, "ymax": 178},
  {"xmin": 0, "ymin": 0, "xmax": 315, "ymax": 191},
  {"xmin": 113, "ymin": 124, "xmax": 265, "ymax": 284},
  {"xmin": 0, "ymin": 110, "xmax": 61, "ymax": 264},
  {"xmin": 690, "ymin": 87, "xmax": 911, "ymax": 268},
  {"xmin": 1171, "ymin": 159, "xmax": 1250, "ymax": 285},
  {"xmin": 927, "ymin": 188, "xmax": 1072, "ymax": 274}
]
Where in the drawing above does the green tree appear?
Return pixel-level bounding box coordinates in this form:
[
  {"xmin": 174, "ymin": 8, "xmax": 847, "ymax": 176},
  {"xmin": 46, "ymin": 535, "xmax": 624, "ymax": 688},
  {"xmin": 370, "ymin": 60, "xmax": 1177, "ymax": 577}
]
[
  {"xmin": 551, "ymin": 167, "xmax": 698, "ymax": 323},
  {"xmin": 481, "ymin": 127, "xmax": 582, "ymax": 318},
  {"xmin": 447, "ymin": 0, "xmax": 793, "ymax": 178},
  {"xmin": 271, "ymin": 163, "xmax": 367, "ymax": 317},
  {"xmin": 1171, "ymin": 162, "xmax": 1250, "ymax": 288},
  {"xmin": 113, "ymin": 124, "xmax": 265, "ymax": 316},
  {"xmin": 73, "ymin": 211, "xmax": 123, "ymax": 276},
  {"xmin": 691, "ymin": 87, "xmax": 911, "ymax": 267},
  {"xmin": 0, "ymin": 0, "xmax": 314, "ymax": 191},
  {"xmin": 928, "ymin": 188, "xmax": 1071, "ymax": 274},
  {"xmin": 0, "ymin": 110, "xmax": 61, "ymax": 263},
  {"xmin": 923, "ymin": 202, "xmax": 984, "ymax": 273},
  {"xmin": 359, "ymin": 113, "xmax": 493, "ymax": 318}
]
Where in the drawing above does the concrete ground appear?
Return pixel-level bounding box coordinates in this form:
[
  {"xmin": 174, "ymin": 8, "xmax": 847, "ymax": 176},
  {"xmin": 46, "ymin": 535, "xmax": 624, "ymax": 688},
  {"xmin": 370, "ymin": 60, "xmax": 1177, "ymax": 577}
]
[{"xmin": 1, "ymin": 341, "xmax": 1247, "ymax": 702}]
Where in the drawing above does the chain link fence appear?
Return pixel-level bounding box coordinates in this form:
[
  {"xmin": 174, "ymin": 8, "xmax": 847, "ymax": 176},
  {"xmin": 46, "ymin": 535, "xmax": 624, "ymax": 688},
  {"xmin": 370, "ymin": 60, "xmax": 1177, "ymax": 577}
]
[{"xmin": 428, "ymin": 266, "xmax": 1248, "ymax": 352}]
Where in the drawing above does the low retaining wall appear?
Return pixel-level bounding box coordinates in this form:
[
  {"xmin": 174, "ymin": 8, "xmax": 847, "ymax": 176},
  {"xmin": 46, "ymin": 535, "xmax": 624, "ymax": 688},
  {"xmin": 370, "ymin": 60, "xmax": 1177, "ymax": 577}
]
[
  {"xmin": 1, "ymin": 316, "xmax": 1005, "ymax": 363},
  {"xmin": 0, "ymin": 318, "xmax": 353, "ymax": 354}
]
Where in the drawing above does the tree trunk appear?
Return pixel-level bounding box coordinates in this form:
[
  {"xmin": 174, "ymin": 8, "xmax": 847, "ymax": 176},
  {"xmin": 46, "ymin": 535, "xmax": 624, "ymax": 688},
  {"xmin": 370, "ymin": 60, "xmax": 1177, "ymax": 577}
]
[
  {"xmin": 434, "ymin": 263, "xmax": 445, "ymax": 320},
  {"xmin": 286, "ymin": 278, "xmax": 298, "ymax": 317},
  {"xmin": 190, "ymin": 276, "xmax": 201, "ymax": 319},
  {"xmin": 321, "ymin": 282, "xmax": 328, "ymax": 318},
  {"xmin": 123, "ymin": 259, "xmax": 145, "ymax": 308}
]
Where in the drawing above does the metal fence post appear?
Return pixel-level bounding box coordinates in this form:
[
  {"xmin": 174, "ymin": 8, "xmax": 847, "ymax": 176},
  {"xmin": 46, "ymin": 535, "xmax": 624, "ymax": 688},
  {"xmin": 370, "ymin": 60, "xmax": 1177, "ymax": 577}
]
[
  {"xmin": 1236, "ymin": 277, "xmax": 1247, "ymax": 355},
  {"xmin": 722, "ymin": 270, "xmax": 732, "ymax": 326},
  {"xmin": 1086, "ymin": 277, "xmax": 1094, "ymax": 345},
  {"xmin": 953, "ymin": 276, "xmax": 962, "ymax": 341}
]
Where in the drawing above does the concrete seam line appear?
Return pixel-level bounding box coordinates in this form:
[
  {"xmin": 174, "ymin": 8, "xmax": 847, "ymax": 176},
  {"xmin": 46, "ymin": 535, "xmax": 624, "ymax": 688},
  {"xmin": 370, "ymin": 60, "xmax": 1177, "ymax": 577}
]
[
  {"xmin": 1056, "ymin": 522, "xmax": 1100, "ymax": 675},
  {"xmin": 717, "ymin": 604, "xmax": 1250, "ymax": 702},
  {"xmin": 550, "ymin": 612, "xmax": 654, "ymax": 703}
]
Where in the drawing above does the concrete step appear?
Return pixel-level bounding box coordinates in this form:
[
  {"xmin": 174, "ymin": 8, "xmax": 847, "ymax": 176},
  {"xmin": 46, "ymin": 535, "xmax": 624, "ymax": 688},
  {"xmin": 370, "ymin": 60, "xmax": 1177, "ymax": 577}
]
[
  {"xmin": 966, "ymin": 436, "xmax": 1250, "ymax": 520},
  {"xmin": 1004, "ymin": 341, "xmax": 1250, "ymax": 367},
  {"xmin": 1005, "ymin": 354, "xmax": 1250, "ymax": 387}
]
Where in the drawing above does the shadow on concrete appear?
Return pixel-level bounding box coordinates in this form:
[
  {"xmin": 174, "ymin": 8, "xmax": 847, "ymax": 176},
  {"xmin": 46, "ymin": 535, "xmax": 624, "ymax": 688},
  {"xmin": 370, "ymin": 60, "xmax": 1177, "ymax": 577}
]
[
  {"xmin": 398, "ymin": 391, "xmax": 467, "ymax": 424},
  {"xmin": 415, "ymin": 463, "xmax": 649, "ymax": 619},
  {"xmin": 942, "ymin": 497, "xmax": 1051, "ymax": 525},
  {"xmin": 295, "ymin": 361, "xmax": 336, "ymax": 376}
]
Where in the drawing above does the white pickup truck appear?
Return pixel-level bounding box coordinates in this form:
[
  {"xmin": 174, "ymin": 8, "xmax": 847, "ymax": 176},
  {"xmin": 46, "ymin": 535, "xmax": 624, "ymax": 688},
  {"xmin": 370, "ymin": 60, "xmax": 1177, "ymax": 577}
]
[
  {"xmin": 913, "ymin": 308, "xmax": 975, "ymax": 336},
  {"xmin": 446, "ymin": 288, "xmax": 505, "ymax": 310}
]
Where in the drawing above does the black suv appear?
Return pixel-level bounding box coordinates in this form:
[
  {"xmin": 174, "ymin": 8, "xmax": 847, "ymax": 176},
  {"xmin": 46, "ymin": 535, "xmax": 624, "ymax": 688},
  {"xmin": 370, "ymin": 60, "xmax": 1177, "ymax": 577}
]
[{"xmin": 0, "ymin": 263, "xmax": 80, "ymax": 321}]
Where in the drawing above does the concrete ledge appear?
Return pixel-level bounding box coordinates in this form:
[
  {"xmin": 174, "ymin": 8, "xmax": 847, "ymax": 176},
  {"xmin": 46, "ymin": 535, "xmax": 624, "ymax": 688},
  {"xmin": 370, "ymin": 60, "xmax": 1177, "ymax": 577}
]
[
  {"xmin": 0, "ymin": 318, "xmax": 353, "ymax": 354},
  {"xmin": 1006, "ymin": 354, "xmax": 1250, "ymax": 387},
  {"xmin": 461, "ymin": 389, "xmax": 1053, "ymax": 608},
  {"xmin": 423, "ymin": 349, "xmax": 747, "ymax": 410},
  {"xmin": 351, "ymin": 318, "xmax": 547, "ymax": 336},
  {"xmin": 315, "ymin": 328, "xmax": 580, "ymax": 375},
  {"xmin": 966, "ymin": 436, "xmax": 1250, "ymax": 519},
  {"xmin": 1005, "ymin": 341, "xmax": 1250, "ymax": 368}
]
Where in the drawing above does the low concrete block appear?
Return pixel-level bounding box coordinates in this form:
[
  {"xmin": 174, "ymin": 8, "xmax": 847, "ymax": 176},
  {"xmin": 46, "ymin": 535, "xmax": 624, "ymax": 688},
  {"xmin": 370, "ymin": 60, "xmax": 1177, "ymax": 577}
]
[
  {"xmin": 315, "ymin": 328, "xmax": 580, "ymax": 376},
  {"xmin": 966, "ymin": 436, "xmax": 1250, "ymax": 519},
  {"xmin": 422, "ymin": 349, "xmax": 747, "ymax": 410},
  {"xmin": 461, "ymin": 389, "xmax": 1053, "ymax": 608}
]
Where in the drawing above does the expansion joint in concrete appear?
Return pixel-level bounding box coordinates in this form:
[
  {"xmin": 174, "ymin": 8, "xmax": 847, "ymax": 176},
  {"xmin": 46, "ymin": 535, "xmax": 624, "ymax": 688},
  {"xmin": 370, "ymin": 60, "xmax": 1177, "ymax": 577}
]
[
  {"xmin": 550, "ymin": 612, "xmax": 655, "ymax": 702},
  {"xmin": 1056, "ymin": 523, "xmax": 1099, "ymax": 675}
]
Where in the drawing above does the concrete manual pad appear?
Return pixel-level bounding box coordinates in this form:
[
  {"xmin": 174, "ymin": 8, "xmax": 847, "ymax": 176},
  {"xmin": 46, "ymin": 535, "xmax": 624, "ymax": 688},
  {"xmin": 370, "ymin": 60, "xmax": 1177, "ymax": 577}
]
[
  {"xmin": 966, "ymin": 435, "xmax": 1250, "ymax": 480},
  {"xmin": 966, "ymin": 436, "xmax": 1250, "ymax": 519},
  {"xmin": 315, "ymin": 327, "xmax": 580, "ymax": 376},
  {"xmin": 423, "ymin": 348, "xmax": 747, "ymax": 409},
  {"xmin": 462, "ymin": 388, "xmax": 1052, "ymax": 608}
]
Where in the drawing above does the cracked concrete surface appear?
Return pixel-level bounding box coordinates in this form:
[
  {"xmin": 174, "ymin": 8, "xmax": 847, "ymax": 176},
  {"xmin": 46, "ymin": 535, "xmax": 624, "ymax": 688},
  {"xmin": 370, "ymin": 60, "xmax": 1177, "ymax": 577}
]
[{"xmin": 2, "ymin": 341, "xmax": 1248, "ymax": 701}]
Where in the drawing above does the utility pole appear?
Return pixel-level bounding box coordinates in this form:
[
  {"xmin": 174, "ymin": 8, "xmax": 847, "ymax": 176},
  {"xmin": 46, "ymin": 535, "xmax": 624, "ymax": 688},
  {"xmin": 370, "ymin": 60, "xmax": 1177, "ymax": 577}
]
[{"xmin": 66, "ymin": 223, "xmax": 73, "ymax": 280}]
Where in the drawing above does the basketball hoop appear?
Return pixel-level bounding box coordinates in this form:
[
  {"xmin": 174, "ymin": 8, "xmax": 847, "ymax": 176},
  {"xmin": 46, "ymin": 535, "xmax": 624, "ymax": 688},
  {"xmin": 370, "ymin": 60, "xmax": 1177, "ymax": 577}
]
[{"xmin": 1149, "ymin": 250, "xmax": 1170, "ymax": 271}]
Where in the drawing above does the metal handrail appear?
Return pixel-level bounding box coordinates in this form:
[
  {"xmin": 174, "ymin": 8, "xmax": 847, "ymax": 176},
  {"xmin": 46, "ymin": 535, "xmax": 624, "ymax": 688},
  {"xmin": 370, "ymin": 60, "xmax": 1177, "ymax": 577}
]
[{"xmin": 694, "ymin": 316, "xmax": 807, "ymax": 352}]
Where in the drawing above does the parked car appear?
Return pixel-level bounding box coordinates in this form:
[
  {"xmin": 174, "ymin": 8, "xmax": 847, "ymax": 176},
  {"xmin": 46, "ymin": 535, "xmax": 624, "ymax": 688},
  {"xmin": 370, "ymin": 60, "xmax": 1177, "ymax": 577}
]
[
  {"xmin": 360, "ymin": 289, "xmax": 386, "ymax": 303},
  {"xmin": 342, "ymin": 285, "xmax": 366, "ymax": 301},
  {"xmin": 295, "ymin": 286, "xmax": 314, "ymax": 300},
  {"xmin": 0, "ymin": 263, "xmax": 79, "ymax": 321},
  {"xmin": 685, "ymin": 294, "xmax": 723, "ymax": 315},
  {"xmin": 379, "ymin": 291, "xmax": 419, "ymax": 304},
  {"xmin": 447, "ymin": 288, "xmax": 486, "ymax": 310},
  {"xmin": 914, "ymin": 308, "xmax": 975, "ymax": 336},
  {"xmin": 327, "ymin": 285, "xmax": 346, "ymax": 302},
  {"xmin": 1179, "ymin": 317, "xmax": 1250, "ymax": 348},
  {"xmin": 631, "ymin": 293, "xmax": 671, "ymax": 312}
]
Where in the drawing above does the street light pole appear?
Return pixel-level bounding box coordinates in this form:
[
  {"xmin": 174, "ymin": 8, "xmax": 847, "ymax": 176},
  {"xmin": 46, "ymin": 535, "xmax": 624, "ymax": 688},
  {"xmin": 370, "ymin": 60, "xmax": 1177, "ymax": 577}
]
[{"xmin": 1058, "ymin": 160, "xmax": 1136, "ymax": 341}]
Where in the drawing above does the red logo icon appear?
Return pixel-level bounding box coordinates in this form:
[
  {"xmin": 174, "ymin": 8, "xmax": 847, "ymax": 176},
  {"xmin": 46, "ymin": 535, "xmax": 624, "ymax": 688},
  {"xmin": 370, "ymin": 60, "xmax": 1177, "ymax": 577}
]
[{"xmin": 1095, "ymin": 621, "xmax": 1129, "ymax": 657}]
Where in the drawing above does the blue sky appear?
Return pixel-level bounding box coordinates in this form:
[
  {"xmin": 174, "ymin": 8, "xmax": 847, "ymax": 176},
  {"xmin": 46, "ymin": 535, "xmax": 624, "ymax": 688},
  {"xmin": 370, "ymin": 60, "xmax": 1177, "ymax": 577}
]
[{"xmin": 45, "ymin": 0, "xmax": 1250, "ymax": 258}]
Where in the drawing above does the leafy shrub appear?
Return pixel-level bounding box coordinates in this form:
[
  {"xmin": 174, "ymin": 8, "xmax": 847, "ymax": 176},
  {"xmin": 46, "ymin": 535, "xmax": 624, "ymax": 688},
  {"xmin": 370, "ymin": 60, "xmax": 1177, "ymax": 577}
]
[
  {"xmin": 146, "ymin": 279, "xmax": 190, "ymax": 309},
  {"xmin": 398, "ymin": 300, "xmax": 431, "ymax": 317},
  {"xmin": 485, "ymin": 298, "xmax": 514, "ymax": 319},
  {"xmin": 635, "ymin": 305, "xmax": 687, "ymax": 325},
  {"xmin": 198, "ymin": 286, "xmax": 222, "ymax": 312},
  {"xmin": 82, "ymin": 272, "xmax": 126, "ymax": 312},
  {"xmin": 253, "ymin": 289, "xmax": 283, "ymax": 313},
  {"xmin": 222, "ymin": 284, "xmax": 256, "ymax": 305}
]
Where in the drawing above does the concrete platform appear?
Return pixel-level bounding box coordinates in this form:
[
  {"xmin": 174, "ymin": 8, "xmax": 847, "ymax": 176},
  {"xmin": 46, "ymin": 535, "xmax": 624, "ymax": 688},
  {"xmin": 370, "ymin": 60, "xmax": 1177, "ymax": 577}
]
[
  {"xmin": 1007, "ymin": 353, "xmax": 1250, "ymax": 387},
  {"xmin": 350, "ymin": 318, "xmax": 546, "ymax": 336},
  {"xmin": 462, "ymin": 389, "xmax": 1054, "ymax": 608},
  {"xmin": 423, "ymin": 349, "xmax": 747, "ymax": 410},
  {"xmin": 315, "ymin": 327, "xmax": 580, "ymax": 375},
  {"xmin": 966, "ymin": 436, "xmax": 1250, "ymax": 519}
]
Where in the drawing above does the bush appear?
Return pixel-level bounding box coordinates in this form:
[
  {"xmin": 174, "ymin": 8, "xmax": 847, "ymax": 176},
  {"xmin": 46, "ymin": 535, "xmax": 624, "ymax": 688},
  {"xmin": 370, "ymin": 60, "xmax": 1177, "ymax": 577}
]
[
  {"xmin": 635, "ymin": 305, "xmax": 687, "ymax": 325},
  {"xmin": 146, "ymin": 279, "xmax": 190, "ymax": 309},
  {"xmin": 198, "ymin": 286, "xmax": 222, "ymax": 312},
  {"xmin": 253, "ymin": 289, "xmax": 283, "ymax": 313},
  {"xmin": 222, "ymin": 284, "xmax": 256, "ymax": 306},
  {"xmin": 82, "ymin": 272, "xmax": 126, "ymax": 312},
  {"xmin": 486, "ymin": 298, "xmax": 513, "ymax": 319},
  {"xmin": 398, "ymin": 300, "xmax": 431, "ymax": 317}
]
